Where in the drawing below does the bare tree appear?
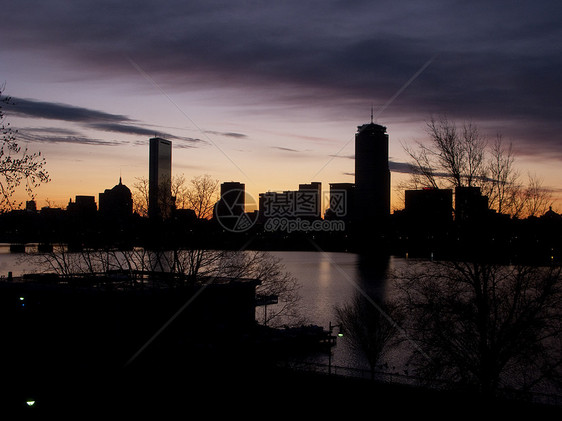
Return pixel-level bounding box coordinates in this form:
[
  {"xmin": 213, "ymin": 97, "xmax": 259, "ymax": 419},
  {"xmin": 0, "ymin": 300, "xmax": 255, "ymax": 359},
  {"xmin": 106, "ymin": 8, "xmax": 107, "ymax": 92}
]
[
  {"xmin": 171, "ymin": 174, "xmax": 189, "ymax": 210},
  {"xmin": 401, "ymin": 143, "xmax": 439, "ymax": 189},
  {"xmin": 0, "ymin": 85, "xmax": 50, "ymax": 211},
  {"xmin": 484, "ymin": 135, "xmax": 520, "ymax": 216},
  {"xmin": 27, "ymin": 247, "xmax": 303, "ymax": 327},
  {"xmin": 521, "ymin": 173, "xmax": 553, "ymax": 218},
  {"xmin": 405, "ymin": 116, "xmax": 488, "ymax": 190},
  {"xmin": 213, "ymin": 250, "xmax": 304, "ymax": 327},
  {"xmin": 132, "ymin": 176, "xmax": 149, "ymax": 217},
  {"xmin": 186, "ymin": 174, "xmax": 219, "ymax": 219},
  {"xmin": 43, "ymin": 197, "xmax": 64, "ymax": 210},
  {"xmin": 133, "ymin": 174, "xmax": 219, "ymax": 219},
  {"xmin": 393, "ymin": 260, "xmax": 562, "ymax": 397},
  {"xmin": 335, "ymin": 294, "xmax": 403, "ymax": 378},
  {"xmin": 461, "ymin": 122, "xmax": 488, "ymax": 188},
  {"xmin": 402, "ymin": 116, "xmax": 554, "ymax": 219}
]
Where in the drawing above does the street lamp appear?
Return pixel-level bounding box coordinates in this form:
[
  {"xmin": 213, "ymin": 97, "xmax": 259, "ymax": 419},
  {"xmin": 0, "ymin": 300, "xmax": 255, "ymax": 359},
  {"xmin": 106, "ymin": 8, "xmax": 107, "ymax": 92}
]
[
  {"xmin": 328, "ymin": 322, "xmax": 343, "ymax": 374},
  {"xmin": 329, "ymin": 321, "xmax": 344, "ymax": 337}
]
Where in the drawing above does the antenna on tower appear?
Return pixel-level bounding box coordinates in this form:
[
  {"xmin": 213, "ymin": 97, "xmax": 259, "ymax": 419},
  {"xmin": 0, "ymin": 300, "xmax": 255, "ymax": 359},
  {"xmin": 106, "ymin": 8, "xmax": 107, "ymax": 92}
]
[{"xmin": 370, "ymin": 103, "xmax": 374, "ymax": 123}]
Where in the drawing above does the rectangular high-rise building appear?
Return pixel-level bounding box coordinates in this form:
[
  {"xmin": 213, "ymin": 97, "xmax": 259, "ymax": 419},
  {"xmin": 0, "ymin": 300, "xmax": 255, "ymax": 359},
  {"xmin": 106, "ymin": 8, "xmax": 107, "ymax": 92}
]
[
  {"xmin": 220, "ymin": 181, "xmax": 246, "ymax": 216},
  {"xmin": 354, "ymin": 122, "xmax": 390, "ymax": 235},
  {"xmin": 149, "ymin": 137, "xmax": 172, "ymax": 219},
  {"xmin": 298, "ymin": 182, "xmax": 321, "ymax": 219}
]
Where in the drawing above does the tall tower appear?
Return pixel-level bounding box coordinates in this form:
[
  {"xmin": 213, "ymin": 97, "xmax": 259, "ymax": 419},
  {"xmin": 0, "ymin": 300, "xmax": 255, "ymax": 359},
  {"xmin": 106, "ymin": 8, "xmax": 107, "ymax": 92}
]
[
  {"xmin": 149, "ymin": 137, "xmax": 172, "ymax": 219},
  {"xmin": 354, "ymin": 120, "xmax": 390, "ymax": 238}
]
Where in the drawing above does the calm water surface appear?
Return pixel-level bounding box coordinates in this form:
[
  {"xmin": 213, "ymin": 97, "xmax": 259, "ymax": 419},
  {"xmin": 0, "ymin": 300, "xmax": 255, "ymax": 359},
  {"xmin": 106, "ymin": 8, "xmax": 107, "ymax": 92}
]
[{"xmin": 270, "ymin": 250, "xmax": 410, "ymax": 370}]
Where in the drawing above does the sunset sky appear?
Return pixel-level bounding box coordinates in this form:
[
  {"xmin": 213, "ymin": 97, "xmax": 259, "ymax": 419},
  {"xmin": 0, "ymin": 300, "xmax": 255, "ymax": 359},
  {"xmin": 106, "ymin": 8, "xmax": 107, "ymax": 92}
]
[{"xmin": 1, "ymin": 1, "xmax": 561, "ymax": 212}]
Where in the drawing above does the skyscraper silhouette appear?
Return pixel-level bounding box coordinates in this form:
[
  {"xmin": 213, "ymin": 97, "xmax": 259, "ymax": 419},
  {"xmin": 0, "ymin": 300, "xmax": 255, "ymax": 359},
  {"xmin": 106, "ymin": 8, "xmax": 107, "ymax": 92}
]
[
  {"xmin": 354, "ymin": 120, "xmax": 390, "ymax": 239},
  {"xmin": 219, "ymin": 181, "xmax": 246, "ymax": 217},
  {"xmin": 149, "ymin": 137, "xmax": 172, "ymax": 220}
]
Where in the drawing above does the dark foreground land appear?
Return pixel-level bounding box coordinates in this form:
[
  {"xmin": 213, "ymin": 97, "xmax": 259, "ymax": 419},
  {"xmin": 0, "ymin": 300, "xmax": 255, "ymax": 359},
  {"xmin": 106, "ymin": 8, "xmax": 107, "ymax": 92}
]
[
  {"xmin": 2, "ymin": 276, "xmax": 561, "ymax": 418},
  {"xmin": 5, "ymin": 359, "xmax": 562, "ymax": 419}
]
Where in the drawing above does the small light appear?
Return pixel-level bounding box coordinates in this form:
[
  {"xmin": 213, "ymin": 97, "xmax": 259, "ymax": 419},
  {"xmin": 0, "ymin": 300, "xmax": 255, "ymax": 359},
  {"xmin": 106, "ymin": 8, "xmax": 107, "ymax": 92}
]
[
  {"xmin": 26, "ymin": 400, "xmax": 35, "ymax": 407},
  {"xmin": 19, "ymin": 297, "xmax": 24, "ymax": 301},
  {"xmin": 338, "ymin": 332, "xmax": 344, "ymax": 337}
]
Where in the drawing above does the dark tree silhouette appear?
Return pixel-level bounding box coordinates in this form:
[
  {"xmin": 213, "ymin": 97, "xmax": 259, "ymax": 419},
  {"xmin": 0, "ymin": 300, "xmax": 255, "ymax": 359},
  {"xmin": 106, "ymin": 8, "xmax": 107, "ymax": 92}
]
[
  {"xmin": 0, "ymin": 85, "xmax": 50, "ymax": 211},
  {"xmin": 185, "ymin": 174, "xmax": 219, "ymax": 220},
  {"xmin": 401, "ymin": 116, "xmax": 553, "ymax": 218},
  {"xmin": 393, "ymin": 260, "xmax": 562, "ymax": 398},
  {"xmin": 132, "ymin": 173, "xmax": 219, "ymax": 219},
  {"xmin": 403, "ymin": 116, "xmax": 487, "ymax": 189},
  {"xmin": 217, "ymin": 250, "xmax": 303, "ymax": 327},
  {"xmin": 335, "ymin": 293, "xmax": 403, "ymax": 378}
]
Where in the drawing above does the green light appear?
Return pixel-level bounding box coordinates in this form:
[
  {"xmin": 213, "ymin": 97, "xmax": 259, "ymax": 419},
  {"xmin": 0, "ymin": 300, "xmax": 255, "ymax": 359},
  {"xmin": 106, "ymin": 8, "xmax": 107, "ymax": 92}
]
[
  {"xmin": 19, "ymin": 297, "xmax": 24, "ymax": 301},
  {"xmin": 338, "ymin": 333, "xmax": 344, "ymax": 337},
  {"xmin": 26, "ymin": 400, "xmax": 35, "ymax": 407}
]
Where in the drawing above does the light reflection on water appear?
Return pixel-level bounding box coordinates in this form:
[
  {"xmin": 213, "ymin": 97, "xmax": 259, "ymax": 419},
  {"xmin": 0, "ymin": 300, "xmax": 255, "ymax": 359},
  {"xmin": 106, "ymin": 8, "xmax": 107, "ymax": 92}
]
[
  {"xmin": 270, "ymin": 250, "xmax": 411, "ymax": 372},
  {"xmin": 0, "ymin": 243, "xmax": 34, "ymax": 278}
]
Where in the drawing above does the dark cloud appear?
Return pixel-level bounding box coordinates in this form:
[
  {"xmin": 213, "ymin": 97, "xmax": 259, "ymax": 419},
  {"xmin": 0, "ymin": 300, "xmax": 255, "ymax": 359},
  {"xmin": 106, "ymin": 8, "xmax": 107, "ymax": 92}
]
[
  {"xmin": 88, "ymin": 123, "xmax": 161, "ymax": 137},
  {"xmin": 18, "ymin": 128, "xmax": 122, "ymax": 147},
  {"xmin": 204, "ymin": 131, "xmax": 247, "ymax": 139},
  {"xmin": 88, "ymin": 123, "xmax": 205, "ymax": 144},
  {"xmin": 4, "ymin": 97, "xmax": 130, "ymax": 123},
  {"xmin": 18, "ymin": 127, "xmax": 80, "ymax": 137},
  {"xmin": 4, "ymin": 96, "xmax": 206, "ymax": 146},
  {"xmin": 389, "ymin": 161, "xmax": 415, "ymax": 175},
  {"xmin": 329, "ymin": 153, "xmax": 431, "ymax": 176},
  {"xmin": 271, "ymin": 146, "xmax": 301, "ymax": 153},
  {"xmin": 1, "ymin": 1, "xmax": 561, "ymax": 158},
  {"xmin": 325, "ymin": 148, "xmax": 417, "ymax": 176}
]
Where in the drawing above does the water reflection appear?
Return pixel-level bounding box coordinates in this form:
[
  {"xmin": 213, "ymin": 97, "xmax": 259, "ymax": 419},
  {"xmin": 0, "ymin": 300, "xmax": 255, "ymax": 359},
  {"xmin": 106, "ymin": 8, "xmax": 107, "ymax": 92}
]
[
  {"xmin": 356, "ymin": 252, "xmax": 391, "ymax": 302},
  {"xmin": 269, "ymin": 251, "xmax": 402, "ymax": 370}
]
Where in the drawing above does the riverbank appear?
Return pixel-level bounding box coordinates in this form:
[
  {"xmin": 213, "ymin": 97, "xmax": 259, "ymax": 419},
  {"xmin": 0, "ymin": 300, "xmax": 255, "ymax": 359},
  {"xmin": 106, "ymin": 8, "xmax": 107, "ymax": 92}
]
[
  {"xmin": 2, "ymin": 250, "xmax": 561, "ymax": 417},
  {"xmin": 7, "ymin": 359, "xmax": 561, "ymax": 418}
]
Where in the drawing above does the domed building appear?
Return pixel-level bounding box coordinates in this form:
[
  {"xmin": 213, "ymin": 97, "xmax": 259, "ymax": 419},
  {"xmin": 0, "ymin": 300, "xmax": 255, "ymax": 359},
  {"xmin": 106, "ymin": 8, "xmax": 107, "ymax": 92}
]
[{"xmin": 98, "ymin": 177, "xmax": 133, "ymax": 221}]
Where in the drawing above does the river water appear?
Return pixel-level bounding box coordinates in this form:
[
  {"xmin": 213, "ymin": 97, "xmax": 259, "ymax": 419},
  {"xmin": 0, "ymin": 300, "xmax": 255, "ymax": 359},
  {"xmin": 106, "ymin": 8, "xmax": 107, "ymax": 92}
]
[
  {"xmin": 268, "ymin": 250, "xmax": 410, "ymax": 373},
  {"xmin": 0, "ymin": 244, "xmax": 411, "ymax": 374}
]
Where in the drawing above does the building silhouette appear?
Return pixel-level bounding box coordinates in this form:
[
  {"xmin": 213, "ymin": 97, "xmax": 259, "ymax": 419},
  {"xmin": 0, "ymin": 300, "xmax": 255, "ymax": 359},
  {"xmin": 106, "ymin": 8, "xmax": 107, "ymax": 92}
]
[
  {"xmin": 298, "ymin": 182, "xmax": 322, "ymax": 220},
  {"xmin": 354, "ymin": 120, "xmax": 390, "ymax": 237},
  {"xmin": 214, "ymin": 181, "xmax": 259, "ymax": 233},
  {"xmin": 149, "ymin": 137, "xmax": 172, "ymax": 220},
  {"xmin": 455, "ymin": 186, "xmax": 489, "ymax": 222},
  {"xmin": 99, "ymin": 177, "xmax": 133, "ymax": 221},
  {"xmin": 26, "ymin": 200, "xmax": 37, "ymax": 213},
  {"xmin": 404, "ymin": 188, "xmax": 453, "ymax": 226},
  {"xmin": 219, "ymin": 181, "xmax": 246, "ymax": 216},
  {"xmin": 325, "ymin": 182, "xmax": 355, "ymax": 226},
  {"xmin": 67, "ymin": 195, "xmax": 97, "ymax": 216},
  {"xmin": 258, "ymin": 182, "xmax": 322, "ymax": 221}
]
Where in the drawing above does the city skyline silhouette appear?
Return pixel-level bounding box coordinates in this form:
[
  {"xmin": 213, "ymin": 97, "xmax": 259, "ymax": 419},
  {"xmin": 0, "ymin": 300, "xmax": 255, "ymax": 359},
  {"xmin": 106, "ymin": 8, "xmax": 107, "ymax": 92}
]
[
  {"xmin": 2, "ymin": 124, "xmax": 561, "ymax": 266},
  {"xmin": 1, "ymin": 2, "xmax": 561, "ymax": 212}
]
